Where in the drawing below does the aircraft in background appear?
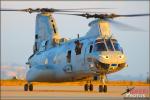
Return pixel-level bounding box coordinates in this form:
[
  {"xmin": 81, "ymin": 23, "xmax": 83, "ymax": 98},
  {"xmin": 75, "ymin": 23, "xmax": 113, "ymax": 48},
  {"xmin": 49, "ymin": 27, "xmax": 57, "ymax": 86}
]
[{"xmin": 1, "ymin": 8, "xmax": 149, "ymax": 92}]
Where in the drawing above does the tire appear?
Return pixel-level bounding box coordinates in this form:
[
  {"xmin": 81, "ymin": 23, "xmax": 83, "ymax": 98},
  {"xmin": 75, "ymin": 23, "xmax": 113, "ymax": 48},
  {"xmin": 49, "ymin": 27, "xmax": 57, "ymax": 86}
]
[
  {"xmin": 29, "ymin": 84, "xmax": 33, "ymax": 91},
  {"xmin": 93, "ymin": 76, "xmax": 98, "ymax": 81},
  {"xmin": 99, "ymin": 85, "xmax": 103, "ymax": 92},
  {"xmin": 84, "ymin": 84, "xmax": 88, "ymax": 91},
  {"xmin": 103, "ymin": 85, "xmax": 107, "ymax": 93},
  {"xmin": 24, "ymin": 84, "xmax": 28, "ymax": 91},
  {"xmin": 89, "ymin": 84, "xmax": 93, "ymax": 91}
]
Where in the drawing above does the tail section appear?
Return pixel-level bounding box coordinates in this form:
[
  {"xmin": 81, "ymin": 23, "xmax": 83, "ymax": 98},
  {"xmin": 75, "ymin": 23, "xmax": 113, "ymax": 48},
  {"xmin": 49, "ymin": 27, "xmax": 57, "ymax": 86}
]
[{"xmin": 33, "ymin": 13, "xmax": 61, "ymax": 53}]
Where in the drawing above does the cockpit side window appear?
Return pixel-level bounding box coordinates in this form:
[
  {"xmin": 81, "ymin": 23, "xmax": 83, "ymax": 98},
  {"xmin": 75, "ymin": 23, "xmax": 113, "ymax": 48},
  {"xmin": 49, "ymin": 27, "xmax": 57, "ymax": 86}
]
[{"xmin": 75, "ymin": 40, "xmax": 83, "ymax": 55}]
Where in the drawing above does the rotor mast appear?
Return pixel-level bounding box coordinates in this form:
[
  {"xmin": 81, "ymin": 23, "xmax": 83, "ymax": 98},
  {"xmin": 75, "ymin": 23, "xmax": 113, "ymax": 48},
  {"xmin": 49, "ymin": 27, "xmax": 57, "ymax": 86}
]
[{"xmin": 86, "ymin": 19, "xmax": 111, "ymax": 38}]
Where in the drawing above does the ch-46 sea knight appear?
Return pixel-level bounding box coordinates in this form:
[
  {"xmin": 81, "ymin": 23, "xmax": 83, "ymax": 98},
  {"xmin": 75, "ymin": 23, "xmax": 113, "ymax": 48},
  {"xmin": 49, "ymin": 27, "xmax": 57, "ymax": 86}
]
[{"xmin": 1, "ymin": 8, "xmax": 149, "ymax": 92}]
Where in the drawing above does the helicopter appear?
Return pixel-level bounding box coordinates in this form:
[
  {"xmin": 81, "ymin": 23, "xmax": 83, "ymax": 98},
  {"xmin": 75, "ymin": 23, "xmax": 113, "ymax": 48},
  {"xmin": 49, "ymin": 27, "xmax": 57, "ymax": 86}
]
[
  {"xmin": 121, "ymin": 86, "xmax": 135, "ymax": 95},
  {"xmin": 1, "ymin": 8, "xmax": 149, "ymax": 93}
]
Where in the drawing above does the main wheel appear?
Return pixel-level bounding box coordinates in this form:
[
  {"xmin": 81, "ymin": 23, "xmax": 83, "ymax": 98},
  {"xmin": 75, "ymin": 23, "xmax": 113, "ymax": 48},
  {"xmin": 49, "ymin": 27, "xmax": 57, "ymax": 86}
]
[
  {"xmin": 99, "ymin": 85, "xmax": 103, "ymax": 92},
  {"xmin": 89, "ymin": 84, "xmax": 93, "ymax": 91},
  {"xmin": 103, "ymin": 85, "xmax": 107, "ymax": 92},
  {"xmin": 29, "ymin": 84, "xmax": 33, "ymax": 91},
  {"xmin": 84, "ymin": 84, "xmax": 88, "ymax": 91},
  {"xmin": 24, "ymin": 84, "xmax": 28, "ymax": 91}
]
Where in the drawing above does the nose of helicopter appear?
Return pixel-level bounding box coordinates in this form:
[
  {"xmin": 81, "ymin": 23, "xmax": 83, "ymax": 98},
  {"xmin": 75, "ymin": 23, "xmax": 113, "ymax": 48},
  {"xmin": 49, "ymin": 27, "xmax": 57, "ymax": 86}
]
[
  {"xmin": 93, "ymin": 51, "xmax": 128, "ymax": 73},
  {"xmin": 99, "ymin": 51, "xmax": 126, "ymax": 64}
]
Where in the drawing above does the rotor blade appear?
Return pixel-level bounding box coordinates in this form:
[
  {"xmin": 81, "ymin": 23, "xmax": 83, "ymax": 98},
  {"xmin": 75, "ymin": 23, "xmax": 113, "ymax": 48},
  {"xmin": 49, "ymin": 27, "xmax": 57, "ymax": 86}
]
[
  {"xmin": 60, "ymin": 8, "xmax": 114, "ymax": 10},
  {"xmin": 0, "ymin": 8, "xmax": 110, "ymax": 14},
  {"xmin": 0, "ymin": 8, "xmax": 40, "ymax": 13},
  {"xmin": 107, "ymin": 19, "xmax": 145, "ymax": 31},
  {"xmin": 54, "ymin": 10, "xmax": 107, "ymax": 14},
  {"xmin": 54, "ymin": 12, "xmax": 87, "ymax": 16},
  {"xmin": 54, "ymin": 13, "xmax": 97, "ymax": 19},
  {"xmin": 55, "ymin": 13, "xmax": 150, "ymax": 19},
  {"xmin": 40, "ymin": 8, "xmax": 109, "ymax": 14},
  {"xmin": 89, "ymin": 13, "xmax": 150, "ymax": 19},
  {"xmin": 54, "ymin": 12, "xmax": 81, "ymax": 16},
  {"xmin": 0, "ymin": 9, "xmax": 25, "ymax": 11},
  {"xmin": 99, "ymin": 13, "xmax": 150, "ymax": 19},
  {"xmin": 115, "ymin": 14, "xmax": 150, "ymax": 18}
]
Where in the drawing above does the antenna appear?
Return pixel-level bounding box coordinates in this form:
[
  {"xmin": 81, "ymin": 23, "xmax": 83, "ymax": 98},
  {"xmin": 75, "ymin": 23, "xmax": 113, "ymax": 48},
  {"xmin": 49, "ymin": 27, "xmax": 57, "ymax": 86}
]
[{"xmin": 77, "ymin": 34, "xmax": 80, "ymax": 38}]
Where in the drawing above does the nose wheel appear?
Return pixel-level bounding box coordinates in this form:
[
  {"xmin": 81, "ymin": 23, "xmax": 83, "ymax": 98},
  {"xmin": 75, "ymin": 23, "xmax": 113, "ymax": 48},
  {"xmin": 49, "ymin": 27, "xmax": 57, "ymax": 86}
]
[
  {"xmin": 24, "ymin": 83, "xmax": 33, "ymax": 91},
  {"xmin": 99, "ymin": 74, "xmax": 107, "ymax": 93},
  {"xmin": 83, "ymin": 75, "xmax": 108, "ymax": 93},
  {"xmin": 99, "ymin": 85, "xmax": 107, "ymax": 92}
]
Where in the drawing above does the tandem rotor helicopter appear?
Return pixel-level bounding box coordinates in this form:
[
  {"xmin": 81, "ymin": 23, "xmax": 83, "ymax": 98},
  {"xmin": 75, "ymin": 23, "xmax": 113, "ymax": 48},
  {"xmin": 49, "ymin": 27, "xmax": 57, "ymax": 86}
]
[{"xmin": 1, "ymin": 8, "xmax": 149, "ymax": 92}]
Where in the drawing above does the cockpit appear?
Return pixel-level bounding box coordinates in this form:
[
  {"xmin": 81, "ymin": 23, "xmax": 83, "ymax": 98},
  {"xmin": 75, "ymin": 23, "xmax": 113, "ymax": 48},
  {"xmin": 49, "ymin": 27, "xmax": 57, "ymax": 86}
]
[{"xmin": 94, "ymin": 39, "xmax": 123, "ymax": 52}]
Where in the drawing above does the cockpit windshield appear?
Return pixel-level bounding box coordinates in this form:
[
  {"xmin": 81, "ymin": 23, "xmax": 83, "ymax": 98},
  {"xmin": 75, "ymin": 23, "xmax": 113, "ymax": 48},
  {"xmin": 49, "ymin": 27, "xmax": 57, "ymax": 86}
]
[
  {"xmin": 94, "ymin": 39, "xmax": 123, "ymax": 52},
  {"xmin": 94, "ymin": 42, "xmax": 107, "ymax": 51},
  {"xmin": 113, "ymin": 42, "xmax": 122, "ymax": 51},
  {"xmin": 106, "ymin": 39, "xmax": 114, "ymax": 51}
]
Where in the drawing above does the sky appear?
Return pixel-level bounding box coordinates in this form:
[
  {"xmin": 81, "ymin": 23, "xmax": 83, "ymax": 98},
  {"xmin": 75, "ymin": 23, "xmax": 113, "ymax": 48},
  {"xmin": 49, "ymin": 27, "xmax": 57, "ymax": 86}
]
[{"xmin": 1, "ymin": 1, "xmax": 149, "ymax": 79}]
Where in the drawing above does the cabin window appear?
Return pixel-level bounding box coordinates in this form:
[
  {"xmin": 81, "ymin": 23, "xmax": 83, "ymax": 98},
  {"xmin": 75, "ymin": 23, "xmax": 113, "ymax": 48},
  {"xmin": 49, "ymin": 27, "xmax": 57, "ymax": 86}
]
[
  {"xmin": 33, "ymin": 42, "xmax": 38, "ymax": 53},
  {"xmin": 35, "ymin": 34, "xmax": 38, "ymax": 39},
  {"xmin": 89, "ymin": 45, "xmax": 93, "ymax": 53},
  {"xmin": 45, "ymin": 40, "xmax": 48, "ymax": 49},
  {"xmin": 67, "ymin": 50, "xmax": 71, "ymax": 63},
  {"xmin": 75, "ymin": 40, "xmax": 83, "ymax": 55}
]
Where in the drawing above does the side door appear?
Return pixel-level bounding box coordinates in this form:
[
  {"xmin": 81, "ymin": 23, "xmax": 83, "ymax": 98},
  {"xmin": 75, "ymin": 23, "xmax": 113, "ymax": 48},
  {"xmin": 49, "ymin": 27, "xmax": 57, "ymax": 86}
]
[
  {"xmin": 64, "ymin": 43, "xmax": 73, "ymax": 73},
  {"xmin": 84, "ymin": 41, "xmax": 96, "ymax": 72},
  {"xmin": 71, "ymin": 40, "xmax": 86, "ymax": 72}
]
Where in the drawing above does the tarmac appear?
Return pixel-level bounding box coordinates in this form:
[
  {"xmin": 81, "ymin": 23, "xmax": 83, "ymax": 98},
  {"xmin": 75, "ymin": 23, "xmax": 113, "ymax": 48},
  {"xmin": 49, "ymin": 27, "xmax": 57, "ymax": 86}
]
[{"xmin": 1, "ymin": 86, "xmax": 149, "ymax": 100}]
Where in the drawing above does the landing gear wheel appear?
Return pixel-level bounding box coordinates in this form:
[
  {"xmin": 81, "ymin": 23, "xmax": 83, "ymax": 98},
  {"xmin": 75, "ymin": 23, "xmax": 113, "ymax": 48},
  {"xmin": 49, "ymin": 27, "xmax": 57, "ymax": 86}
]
[
  {"xmin": 89, "ymin": 84, "xmax": 93, "ymax": 91},
  {"xmin": 99, "ymin": 85, "xmax": 103, "ymax": 92},
  {"xmin": 103, "ymin": 85, "xmax": 107, "ymax": 92},
  {"xmin": 99, "ymin": 74, "xmax": 108, "ymax": 93},
  {"xmin": 24, "ymin": 84, "xmax": 28, "ymax": 91},
  {"xmin": 24, "ymin": 83, "xmax": 33, "ymax": 91},
  {"xmin": 29, "ymin": 84, "xmax": 33, "ymax": 91},
  {"xmin": 84, "ymin": 84, "xmax": 88, "ymax": 91}
]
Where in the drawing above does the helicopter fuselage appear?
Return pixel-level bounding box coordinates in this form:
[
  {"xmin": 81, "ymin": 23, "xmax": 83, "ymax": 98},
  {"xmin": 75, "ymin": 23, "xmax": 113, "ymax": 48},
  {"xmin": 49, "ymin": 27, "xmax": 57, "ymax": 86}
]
[{"xmin": 26, "ymin": 36, "xmax": 127, "ymax": 82}]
